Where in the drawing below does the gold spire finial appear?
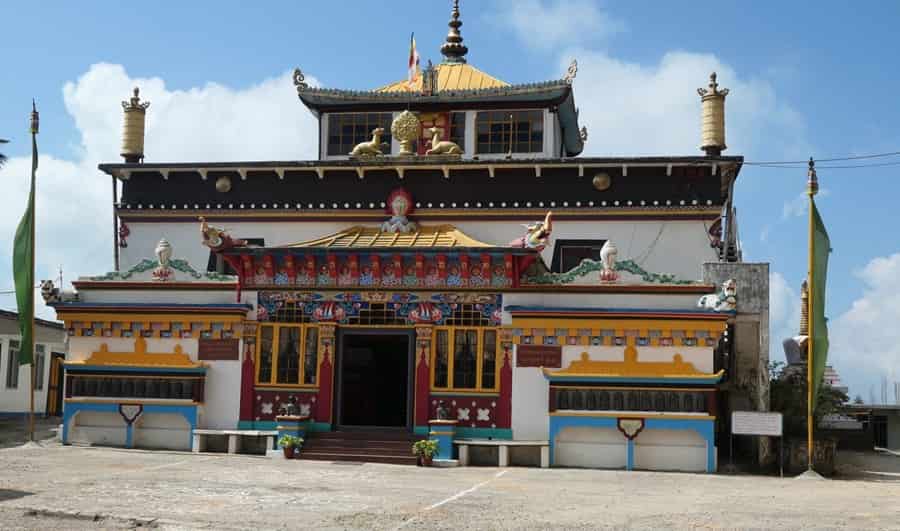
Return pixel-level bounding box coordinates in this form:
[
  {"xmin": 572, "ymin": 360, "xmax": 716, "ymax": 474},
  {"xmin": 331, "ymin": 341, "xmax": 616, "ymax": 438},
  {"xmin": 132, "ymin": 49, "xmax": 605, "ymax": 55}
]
[
  {"xmin": 807, "ymin": 157, "xmax": 819, "ymax": 196},
  {"xmin": 698, "ymin": 72, "xmax": 729, "ymax": 156},
  {"xmin": 441, "ymin": 0, "xmax": 468, "ymax": 64}
]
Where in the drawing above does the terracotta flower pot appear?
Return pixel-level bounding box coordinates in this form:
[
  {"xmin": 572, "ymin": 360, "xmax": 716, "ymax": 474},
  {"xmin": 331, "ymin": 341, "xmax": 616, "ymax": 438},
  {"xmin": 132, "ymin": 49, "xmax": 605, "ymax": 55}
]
[
  {"xmin": 422, "ymin": 455, "xmax": 434, "ymax": 467},
  {"xmin": 283, "ymin": 446, "xmax": 295, "ymax": 459}
]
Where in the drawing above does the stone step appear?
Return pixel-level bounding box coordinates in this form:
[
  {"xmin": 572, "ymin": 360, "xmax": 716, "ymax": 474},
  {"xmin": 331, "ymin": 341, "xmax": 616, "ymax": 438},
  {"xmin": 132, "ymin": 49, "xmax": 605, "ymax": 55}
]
[{"xmin": 297, "ymin": 451, "xmax": 419, "ymax": 466}]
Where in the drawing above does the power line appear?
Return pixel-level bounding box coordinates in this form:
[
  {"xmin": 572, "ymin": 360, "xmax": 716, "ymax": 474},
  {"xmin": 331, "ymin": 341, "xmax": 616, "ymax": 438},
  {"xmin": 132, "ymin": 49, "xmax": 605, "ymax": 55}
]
[
  {"xmin": 744, "ymin": 150, "xmax": 900, "ymax": 166},
  {"xmin": 745, "ymin": 160, "xmax": 900, "ymax": 170}
]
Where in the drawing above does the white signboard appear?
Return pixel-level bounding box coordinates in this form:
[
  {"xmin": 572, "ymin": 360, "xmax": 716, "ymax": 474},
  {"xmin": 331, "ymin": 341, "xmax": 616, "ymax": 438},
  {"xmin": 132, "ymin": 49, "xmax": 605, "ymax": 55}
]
[{"xmin": 731, "ymin": 411, "xmax": 783, "ymax": 436}]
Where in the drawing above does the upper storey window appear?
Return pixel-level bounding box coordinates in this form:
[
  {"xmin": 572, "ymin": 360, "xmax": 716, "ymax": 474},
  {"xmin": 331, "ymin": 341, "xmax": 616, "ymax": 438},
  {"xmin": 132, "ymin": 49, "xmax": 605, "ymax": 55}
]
[
  {"xmin": 475, "ymin": 110, "xmax": 543, "ymax": 155},
  {"xmin": 327, "ymin": 113, "xmax": 393, "ymax": 156}
]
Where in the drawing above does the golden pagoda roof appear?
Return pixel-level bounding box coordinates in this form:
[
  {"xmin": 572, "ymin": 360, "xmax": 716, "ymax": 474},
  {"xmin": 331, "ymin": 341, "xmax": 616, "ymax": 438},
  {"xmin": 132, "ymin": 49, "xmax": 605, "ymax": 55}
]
[
  {"xmin": 376, "ymin": 63, "xmax": 508, "ymax": 93},
  {"xmin": 285, "ymin": 224, "xmax": 494, "ymax": 249}
]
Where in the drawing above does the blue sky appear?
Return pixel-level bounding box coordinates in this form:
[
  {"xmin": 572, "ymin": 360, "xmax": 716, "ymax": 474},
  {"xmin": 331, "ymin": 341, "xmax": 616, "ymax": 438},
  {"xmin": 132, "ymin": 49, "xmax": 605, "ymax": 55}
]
[{"xmin": 1, "ymin": 0, "xmax": 899, "ymax": 401}]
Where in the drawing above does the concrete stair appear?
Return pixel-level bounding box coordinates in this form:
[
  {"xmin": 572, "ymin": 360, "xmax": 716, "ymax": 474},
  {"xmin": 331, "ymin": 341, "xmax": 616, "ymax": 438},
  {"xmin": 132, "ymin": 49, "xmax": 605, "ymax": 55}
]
[{"xmin": 298, "ymin": 430, "xmax": 424, "ymax": 465}]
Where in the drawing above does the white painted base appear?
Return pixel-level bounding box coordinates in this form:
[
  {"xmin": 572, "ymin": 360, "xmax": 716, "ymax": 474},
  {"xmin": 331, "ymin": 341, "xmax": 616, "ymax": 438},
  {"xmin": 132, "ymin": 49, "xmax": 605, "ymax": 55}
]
[{"xmin": 432, "ymin": 459, "xmax": 459, "ymax": 468}]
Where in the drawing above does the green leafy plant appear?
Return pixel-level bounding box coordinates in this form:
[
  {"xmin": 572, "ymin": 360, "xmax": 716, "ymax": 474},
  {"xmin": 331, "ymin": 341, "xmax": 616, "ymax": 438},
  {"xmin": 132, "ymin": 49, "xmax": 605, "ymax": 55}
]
[
  {"xmin": 768, "ymin": 361, "xmax": 848, "ymax": 437},
  {"xmin": 278, "ymin": 435, "xmax": 303, "ymax": 449},
  {"xmin": 411, "ymin": 439, "xmax": 439, "ymax": 458}
]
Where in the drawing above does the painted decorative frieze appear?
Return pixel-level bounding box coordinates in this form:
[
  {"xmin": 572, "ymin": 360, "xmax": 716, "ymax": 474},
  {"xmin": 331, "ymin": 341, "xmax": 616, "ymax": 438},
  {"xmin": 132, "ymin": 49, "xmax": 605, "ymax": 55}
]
[
  {"xmin": 257, "ymin": 291, "xmax": 502, "ymax": 326},
  {"xmin": 523, "ymin": 257, "xmax": 695, "ymax": 286},
  {"xmin": 89, "ymin": 238, "xmax": 235, "ymax": 283}
]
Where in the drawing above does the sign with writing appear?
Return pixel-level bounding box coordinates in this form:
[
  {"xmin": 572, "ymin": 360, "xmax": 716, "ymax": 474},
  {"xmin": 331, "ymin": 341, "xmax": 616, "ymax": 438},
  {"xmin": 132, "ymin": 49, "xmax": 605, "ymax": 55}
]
[
  {"xmin": 198, "ymin": 338, "xmax": 240, "ymax": 361},
  {"xmin": 731, "ymin": 411, "xmax": 783, "ymax": 436},
  {"xmin": 516, "ymin": 345, "xmax": 562, "ymax": 368}
]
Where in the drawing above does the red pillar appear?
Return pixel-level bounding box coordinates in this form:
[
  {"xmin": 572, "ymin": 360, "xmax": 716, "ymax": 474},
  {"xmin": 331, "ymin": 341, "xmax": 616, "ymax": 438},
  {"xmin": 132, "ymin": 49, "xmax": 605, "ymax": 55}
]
[
  {"xmin": 239, "ymin": 341, "xmax": 255, "ymax": 424},
  {"xmin": 496, "ymin": 344, "xmax": 513, "ymax": 429},
  {"xmin": 316, "ymin": 325, "xmax": 336, "ymax": 426},
  {"xmin": 414, "ymin": 326, "xmax": 433, "ymax": 428}
]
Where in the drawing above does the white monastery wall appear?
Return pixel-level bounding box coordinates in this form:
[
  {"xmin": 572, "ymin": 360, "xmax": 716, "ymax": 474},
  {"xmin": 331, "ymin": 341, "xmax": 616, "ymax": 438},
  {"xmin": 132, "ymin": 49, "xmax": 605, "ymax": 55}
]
[
  {"xmin": 0, "ymin": 334, "xmax": 66, "ymax": 415},
  {"xmin": 502, "ymin": 293, "xmax": 703, "ymax": 320},
  {"xmin": 554, "ymin": 426, "xmax": 626, "ymax": 469},
  {"xmin": 633, "ymin": 428, "xmax": 707, "ymax": 472},
  {"xmin": 510, "ymin": 346, "xmax": 549, "ymax": 440},
  {"xmin": 119, "ymin": 218, "xmax": 716, "ymax": 282}
]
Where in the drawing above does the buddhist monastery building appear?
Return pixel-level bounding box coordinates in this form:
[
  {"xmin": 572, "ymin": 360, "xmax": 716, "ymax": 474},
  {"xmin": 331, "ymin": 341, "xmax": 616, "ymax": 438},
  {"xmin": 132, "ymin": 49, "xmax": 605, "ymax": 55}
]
[{"xmin": 47, "ymin": 1, "xmax": 770, "ymax": 472}]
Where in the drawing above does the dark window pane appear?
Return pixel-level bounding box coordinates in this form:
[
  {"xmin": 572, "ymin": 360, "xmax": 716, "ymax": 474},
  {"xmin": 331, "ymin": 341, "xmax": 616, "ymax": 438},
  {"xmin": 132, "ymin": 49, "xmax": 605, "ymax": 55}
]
[
  {"xmin": 303, "ymin": 327, "xmax": 318, "ymax": 385},
  {"xmin": 258, "ymin": 327, "xmax": 274, "ymax": 384},
  {"xmin": 453, "ymin": 330, "xmax": 478, "ymax": 389},
  {"xmin": 434, "ymin": 330, "xmax": 449, "ymax": 388},
  {"xmin": 482, "ymin": 330, "xmax": 497, "ymax": 389},
  {"xmin": 277, "ymin": 327, "xmax": 300, "ymax": 384}
]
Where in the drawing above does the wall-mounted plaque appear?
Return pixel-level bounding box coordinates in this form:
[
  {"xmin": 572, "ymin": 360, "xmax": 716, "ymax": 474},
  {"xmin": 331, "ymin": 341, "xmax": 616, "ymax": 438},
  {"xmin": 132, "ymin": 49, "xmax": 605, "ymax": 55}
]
[
  {"xmin": 516, "ymin": 345, "xmax": 562, "ymax": 368},
  {"xmin": 198, "ymin": 338, "xmax": 240, "ymax": 361}
]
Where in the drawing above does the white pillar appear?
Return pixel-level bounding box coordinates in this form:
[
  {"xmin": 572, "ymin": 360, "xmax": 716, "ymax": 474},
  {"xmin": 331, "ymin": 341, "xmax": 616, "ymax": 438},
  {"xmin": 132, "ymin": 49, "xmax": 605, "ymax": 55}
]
[{"xmin": 498, "ymin": 445, "xmax": 509, "ymax": 467}]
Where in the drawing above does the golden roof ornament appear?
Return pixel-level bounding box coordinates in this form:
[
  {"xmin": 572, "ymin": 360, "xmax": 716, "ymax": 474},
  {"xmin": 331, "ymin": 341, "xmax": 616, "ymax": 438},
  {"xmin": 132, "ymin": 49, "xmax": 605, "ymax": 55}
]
[
  {"xmin": 424, "ymin": 126, "xmax": 463, "ymax": 156},
  {"xmin": 391, "ymin": 111, "xmax": 420, "ymax": 156},
  {"xmin": 697, "ymin": 72, "xmax": 729, "ymax": 157},
  {"xmin": 440, "ymin": 0, "xmax": 468, "ymax": 64},
  {"xmin": 349, "ymin": 127, "xmax": 388, "ymax": 158},
  {"xmin": 121, "ymin": 87, "xmax": 150, "ymax": 163}
]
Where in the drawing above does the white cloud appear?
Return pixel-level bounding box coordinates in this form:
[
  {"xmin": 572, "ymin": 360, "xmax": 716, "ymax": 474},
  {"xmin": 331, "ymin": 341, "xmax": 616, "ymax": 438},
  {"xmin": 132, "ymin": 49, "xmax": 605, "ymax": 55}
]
[
  {"xmin": 781, "ymin": 189, "xmax": 830, "ymax": 220},
  {"xmin": 830, "ymin": 252, "xmax": 900, "ymax": 398},
  {"xmin": 569, "ymin": 50, "xmax": 806, "ymax": 158},
  {"xmin": 0, "ymin": 63, "xmax": 320, "ymax": 319},
  {"xmin": 490, "ymin": 0, "xmax": 625, "ymax": 50}
]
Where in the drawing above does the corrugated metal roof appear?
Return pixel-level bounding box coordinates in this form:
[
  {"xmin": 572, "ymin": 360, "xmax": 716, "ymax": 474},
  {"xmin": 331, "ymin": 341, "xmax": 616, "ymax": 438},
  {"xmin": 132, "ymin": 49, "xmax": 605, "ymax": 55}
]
[
  {"xmin": 376, "ymin": 63, "xmax": 508, "ymax": 93},
  {"xmin": 284, "ymin": 224, "xmax": 493, "ymax": 249}
]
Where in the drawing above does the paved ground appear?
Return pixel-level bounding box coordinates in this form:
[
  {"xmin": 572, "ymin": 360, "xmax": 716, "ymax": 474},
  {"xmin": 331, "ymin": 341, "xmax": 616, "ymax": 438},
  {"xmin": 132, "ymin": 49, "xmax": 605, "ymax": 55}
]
[
  {"xmin": 0, "ymin": 416, "xmax": 59, "ymax": 449},
  {"xmin": 1, "ymin": 442, "xmax": 899, "ymax": 530}
]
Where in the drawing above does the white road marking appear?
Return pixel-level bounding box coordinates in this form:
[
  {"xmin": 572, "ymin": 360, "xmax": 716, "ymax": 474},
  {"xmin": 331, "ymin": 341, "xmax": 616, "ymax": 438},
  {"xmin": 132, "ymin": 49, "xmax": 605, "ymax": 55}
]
[{"xmin": 393, "ymin": 470, "xmax": 509, "ymax": 530}]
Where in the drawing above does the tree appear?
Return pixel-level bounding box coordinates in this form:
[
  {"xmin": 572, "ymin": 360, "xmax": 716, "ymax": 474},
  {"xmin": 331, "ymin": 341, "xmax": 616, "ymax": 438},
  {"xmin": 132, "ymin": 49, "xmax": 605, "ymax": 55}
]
[
  {"xmin": 768, "ymin": 361, "xmax": 849, "ymax": 437},
  {"xmin": 0, "ymin": 138, "xmax": 8, "ymax": 168}
]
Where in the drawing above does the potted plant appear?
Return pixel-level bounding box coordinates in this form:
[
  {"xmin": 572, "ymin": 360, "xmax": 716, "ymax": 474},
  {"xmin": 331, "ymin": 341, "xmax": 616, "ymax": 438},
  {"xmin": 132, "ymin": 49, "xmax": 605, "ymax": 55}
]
[
  {"xmin": 278, "ymin": 435, "xmax": 303, "ymax": 459},
  {"xmin": 412, "ymin": 439, "xmax": 439, "ymax": 466}
]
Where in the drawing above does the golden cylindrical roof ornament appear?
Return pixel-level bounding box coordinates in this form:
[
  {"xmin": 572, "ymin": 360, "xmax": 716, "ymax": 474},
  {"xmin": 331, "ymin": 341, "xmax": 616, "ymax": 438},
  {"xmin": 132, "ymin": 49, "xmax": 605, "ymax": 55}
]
[
  {"xmin": 697, "ymin": 72, "xmax": 728, "ymax": 156},
  {"xmin": 121, "ymin": 87, "xmax": 150, "ymax": 163}
]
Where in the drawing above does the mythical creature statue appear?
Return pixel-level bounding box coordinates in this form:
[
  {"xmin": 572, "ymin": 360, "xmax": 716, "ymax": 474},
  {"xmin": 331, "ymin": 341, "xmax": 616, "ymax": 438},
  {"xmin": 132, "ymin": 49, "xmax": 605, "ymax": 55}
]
[
  {"xmin": 509, "ymin": 211, "xmax": 553, "ymax": 251},
  {"xmin": 424, "ymin": 127, "xmax": 463, "ymax": 156},
  {"xmin": 698, "ymin": 278, "xmax": 737, "ymax": 312},
  {"xmin": 349, "ymin": 127, "xmax": 388, "ymax": 158},
  {"xmin": 39, "ymin": 279, "xmax": 79, "ymax": 304},
  {"xmin": 200, "ymin": 217, "xmax": 247, "ymax": 252}
]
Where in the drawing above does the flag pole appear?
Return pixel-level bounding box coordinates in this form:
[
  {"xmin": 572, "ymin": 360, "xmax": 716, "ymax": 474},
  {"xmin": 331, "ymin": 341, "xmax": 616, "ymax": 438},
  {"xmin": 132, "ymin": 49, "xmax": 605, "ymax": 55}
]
[
  {"xmin": 806, "ymin": 157, "xmax": 818, "ymax": 470},
  {"xmin": 28, "ymin": 101, "xmax": 39, "ymax": 442}
]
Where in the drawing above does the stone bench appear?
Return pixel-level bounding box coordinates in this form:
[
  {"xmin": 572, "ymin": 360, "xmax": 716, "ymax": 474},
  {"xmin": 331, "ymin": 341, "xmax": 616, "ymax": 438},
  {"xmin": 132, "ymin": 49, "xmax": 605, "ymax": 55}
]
[
  {"xmin": 454, "ymin": 439, "xmax": 550, "ymax": 468},
  {"xmin": 192, "ymin": 429, "xmax": 278, "ymax": 454}
]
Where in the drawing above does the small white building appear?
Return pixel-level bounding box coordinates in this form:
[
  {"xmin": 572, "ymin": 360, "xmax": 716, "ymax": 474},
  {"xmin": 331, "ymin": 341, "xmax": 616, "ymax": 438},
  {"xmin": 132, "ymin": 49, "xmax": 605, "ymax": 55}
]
[{"xmin": 0, "ymin": 310, "xmax": 68, "ymax": 417}]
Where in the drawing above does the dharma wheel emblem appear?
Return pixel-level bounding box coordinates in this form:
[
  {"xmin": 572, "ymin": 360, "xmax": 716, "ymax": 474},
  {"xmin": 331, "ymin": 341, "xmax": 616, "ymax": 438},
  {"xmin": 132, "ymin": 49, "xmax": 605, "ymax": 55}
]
[{"xmin": 391, "ymin": 110, "xmax": 420, "ymax": 156}]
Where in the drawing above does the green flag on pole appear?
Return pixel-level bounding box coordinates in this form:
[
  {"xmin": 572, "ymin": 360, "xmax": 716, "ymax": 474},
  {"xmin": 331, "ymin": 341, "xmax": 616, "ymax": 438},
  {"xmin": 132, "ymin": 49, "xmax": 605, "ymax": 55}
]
[
  {"xmin": 810, "ymin": 197, "xmax": 830, "ymax": 406},
  {"xmin": 13, "ymin": 102, "xmax": 38, "ymax": 366}
]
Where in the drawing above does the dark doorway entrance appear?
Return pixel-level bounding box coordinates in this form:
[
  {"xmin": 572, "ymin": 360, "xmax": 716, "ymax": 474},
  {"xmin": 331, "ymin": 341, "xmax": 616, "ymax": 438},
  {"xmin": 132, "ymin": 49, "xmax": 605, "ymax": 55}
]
[{"xmin": 337, "ymin": 331, "xmax": 412, "ymax": 429}]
